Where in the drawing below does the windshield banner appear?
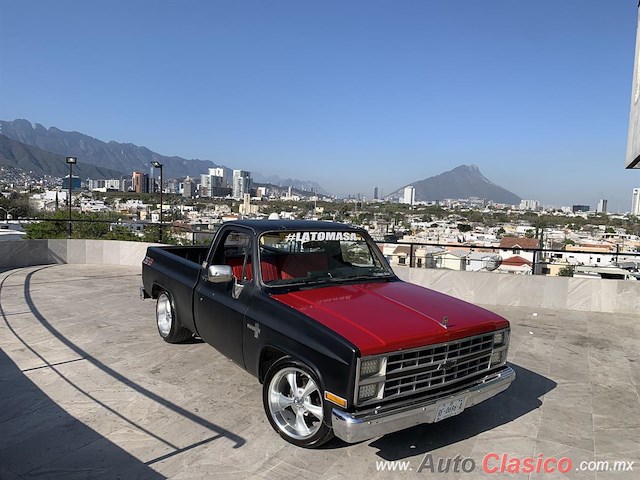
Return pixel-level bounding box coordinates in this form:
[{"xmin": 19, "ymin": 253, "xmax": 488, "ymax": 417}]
[{"xmin": 284, "ymin": 232, "xmax": 362, "ymax": 243}]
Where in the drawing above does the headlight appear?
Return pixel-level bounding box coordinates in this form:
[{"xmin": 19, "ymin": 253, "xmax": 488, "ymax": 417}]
[
  {"xmin": 490, "ymin": 350, "xmax": 505, "ymax": 366},
  {"xmin": 494, "ymin": 330, "xmax": 506, "ymax": 346},
  {"xmin": 360, "ymin": 358, "xmax": 381, "ymax": 377},
  {"xmin": 358, "ymin": 383, "xmax": 380, "ymax": 402},
  {"xmin": 356, "ymin": 357, "xmax": 387, "ymax": 404}
]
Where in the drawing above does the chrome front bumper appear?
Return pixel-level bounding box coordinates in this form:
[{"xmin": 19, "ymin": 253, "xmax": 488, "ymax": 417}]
[{"xmin": 331, "ymin": 365, "xmax": 516, "ymax": 444}]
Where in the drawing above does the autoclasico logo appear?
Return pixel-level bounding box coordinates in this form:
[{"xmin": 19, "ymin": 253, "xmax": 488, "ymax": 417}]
[
  {"xmin": 376, "ymin": 453, "xmax": 635, "ymax": 474},
  {"xmin": 413, "ymin": 453, "xmax": 572, "ymax": 474}
]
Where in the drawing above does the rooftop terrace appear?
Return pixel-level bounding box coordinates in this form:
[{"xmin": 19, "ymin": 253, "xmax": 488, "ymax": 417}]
[{"xmin": 1, "ymin": 260, "xmax": 639, "ymax": 478}]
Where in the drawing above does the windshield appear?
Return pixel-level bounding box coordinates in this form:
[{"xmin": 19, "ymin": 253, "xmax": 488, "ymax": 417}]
[{"xmin": 259, "ymin": 230, "xmax": 394, "ymax": 287}]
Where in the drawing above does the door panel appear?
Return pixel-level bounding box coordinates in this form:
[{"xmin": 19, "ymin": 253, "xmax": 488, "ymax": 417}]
[{"xmin": 194, "ymin": 229, "xmax": 255, "ymax": 367}]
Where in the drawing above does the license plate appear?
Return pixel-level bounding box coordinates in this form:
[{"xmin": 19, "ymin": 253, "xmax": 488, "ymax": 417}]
[{"xmin": 434, "ymin": 398, "xmax": 466, "ymax": 422}]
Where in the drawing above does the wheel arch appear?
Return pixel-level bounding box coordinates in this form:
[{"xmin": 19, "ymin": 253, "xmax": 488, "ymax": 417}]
[
  {"xmin": 151, "ymin": 282, "xmax": 165, "ymax": 299},
  {"xmin": 258, "ymin": 346, "xmax": 325, "ymax": 394}
]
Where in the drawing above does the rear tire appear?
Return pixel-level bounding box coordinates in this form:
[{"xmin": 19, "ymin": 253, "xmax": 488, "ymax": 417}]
[
  {"xmin": 155, "ymin": 290, "xmax": 192, "ymax": 343},
  {"xmin": 263, "ymin": 358, "xmax": 334, "ymax": 448}
]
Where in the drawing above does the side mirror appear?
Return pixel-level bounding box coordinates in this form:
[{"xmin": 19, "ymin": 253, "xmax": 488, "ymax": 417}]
[{"xmin": 206, "ymin": 265, "xmax": 234, "ymax": 283}]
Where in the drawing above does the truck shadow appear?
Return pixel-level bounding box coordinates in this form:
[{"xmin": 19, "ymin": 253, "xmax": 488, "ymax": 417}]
[
  {"xmin": 0, "ymin": 347, "xmax": 167, "ymax": 478},
  {"xmin": 0, "ymin": 266, "xmax": 245, "ymax": 477},
  {"xmin": 329, "ymin": 364, "xmax": 555, "ymax": 459}
]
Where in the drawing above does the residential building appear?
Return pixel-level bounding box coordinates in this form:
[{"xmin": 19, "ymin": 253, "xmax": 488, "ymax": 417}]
[
  {"xmin": 497, "ymin": 256, "xmax": 533, "ymax": 275},
  {"xmin": 466, "ymin": 252, "xmax": 502, "ymax": 272},
  {"xmin": 232, "ymin": 170, "xmax": 251, "ymax": 199},
  {"xmin": 88, "ymin": 179, "xmax": 121, "ymax": 191},
  {"xmin": 132, "ymin": 172, "xmax": 149, "ymax": 194},
  {"xmin": 432, "ymin": 250, "xmax": 467, "ymax": 271},
  {"xmin": 498, "ymin": 236, "xmax": 539, "ymax": 264},
  {"xmin": 519, "ymin": 199, "xmax": 541, "ymax": 211},
  {"xmin": 209, "ymin": 167, "xmax": 228, "ymax": 187},
  {"xmin": 596, "ymin": 199, "xmax": 608, "ymax": 213},
  {"xmin": 402, "ymin": 186, "xmax": 415, "ymax": 206},
  {"xmin": 209, "ymin": 173, "xmax": 230, "ymax": 197},
  {"xmin": 563, "ymin": 244, "xmax": 615, "ymax": 266},
  {"xmin": 182, "ymin": 177, "xmax": 196, "ymax": 198},
  {"xmin": 633, "ymin": 188, "xmax": 640, "ymax": 215},
  {"xmin": 200, "ymin": 174, "xmax": 212, "ymax": 197}
]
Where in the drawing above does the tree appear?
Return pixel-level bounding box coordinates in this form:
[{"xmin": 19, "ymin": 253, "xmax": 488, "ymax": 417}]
[
  {"xmin": 24, "ymin": 219, "xmax": 68, "ymax": 239},
  {"xmin": 558, "ymin": 266, "xmax": 574, "ymax": 277},
  {"xmin": 142, "ymin": 225, "xmax": 179, "ymax": 245},
  {"xmin": 457, "ymin": 223, "xmax": 472, "ymax": 233},
  {"xmin": 103, "ymin": 226, "xmax": 139, "ymax": 241},
  {"xmin": 525, "ymin": 229, "xmax": 535, "ymax": 238}
]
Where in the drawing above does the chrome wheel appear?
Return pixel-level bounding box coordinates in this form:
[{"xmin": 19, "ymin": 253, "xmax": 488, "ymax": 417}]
[
  {"xmin": 156, "ymin": 292, "xmax": 172, "ymax": 337},
  {"xmin": 267, "ymin": 367, "xmax": 324, "ymax": 440}
]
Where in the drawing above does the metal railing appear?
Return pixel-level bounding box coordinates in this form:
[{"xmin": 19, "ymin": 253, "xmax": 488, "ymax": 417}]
[
  {"xmin": 383, "ymin": 239, "xmax": 640, "ymax": 275},
  {"xmin": 7, "ymin": 218, "xmax": 640, "ymax": 275},
  {"xmin": 5, "ymin": 217, "xmax": 219, "ymax": 246}
]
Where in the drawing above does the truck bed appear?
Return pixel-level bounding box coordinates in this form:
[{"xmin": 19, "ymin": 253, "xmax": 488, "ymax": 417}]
[{"xmin": 142, "ymin": 245, "xmax": 209, "ymax": 333}]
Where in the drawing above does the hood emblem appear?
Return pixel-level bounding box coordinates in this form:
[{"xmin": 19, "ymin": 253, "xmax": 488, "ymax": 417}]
[{"xmin": 441, "ymin": 316, "xmax": 449, "ymax": 329}]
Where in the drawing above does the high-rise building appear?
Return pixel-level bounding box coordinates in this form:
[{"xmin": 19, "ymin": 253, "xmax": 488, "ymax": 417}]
[
  {"xmin": 572, "ymin": 205, "xmax": 590, "ymax": 213},
  {"xmin": 232, "ymin": 170, "xmax": 251, "ymax": 199},
  {"xmin": 200, "ymin": 174, "xmax": 212, "ymax": 197},
  {"xmin": 373, "ymin": 186, "xmax": 379, "ymax": 200},
  {"xmin": 519, "ymin": 199, "xmax": 541, "ymax": 211},
  {"xmin": 62, "ymin": 175, "xmax": 81, "ymax": 190},
  {"xmin": 402, "ymin": 186, "xmax": 415, "ymax": 206},
  {"xmin": 182, "ymin": 177, "xmax": 196, "ymax": 198},
  {"xmin": 597, "ymin": 199, "xmax": 608, "ymax": 213},
  {"xmin": 209, "ymin": 167, "xmax": 227, "ymax": 186},
  {"xmin": 632, "ymin": 188, "xmax": 640, "ymax": 215},
  {"xmin": 132, "ymin": 171, "xmax": 149, "ymax": 193}
]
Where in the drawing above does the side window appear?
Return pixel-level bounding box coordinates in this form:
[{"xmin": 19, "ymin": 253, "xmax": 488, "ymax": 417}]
[
  {"xmin": 340, "ymin": 241, "xmax": 375, "ymax": 266},
  {"xmin": 213, "ymin": 230, "xmax": 253, "ymax": 282}
]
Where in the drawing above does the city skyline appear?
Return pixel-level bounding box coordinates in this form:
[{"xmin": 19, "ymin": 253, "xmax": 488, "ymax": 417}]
[{"xmin": 2, "ymin": 1, "xmax": 640, "ymax": 208}]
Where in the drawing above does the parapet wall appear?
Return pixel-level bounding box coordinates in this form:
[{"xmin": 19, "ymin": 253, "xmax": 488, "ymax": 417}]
[
  {"xmin": 394, "ymin": 266, "xmax": 640, "ymax": 315},
  {"xmin": 0, "ymin": 239, "xmax": 160, "ymax": 268},
  {"xmin": 2, "ymin": 240, "xmax": 639, "ymax": 314}
]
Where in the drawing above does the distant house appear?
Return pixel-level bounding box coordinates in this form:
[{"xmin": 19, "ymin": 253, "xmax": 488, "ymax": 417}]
[
  {"xmin": 466, "ymin": 251, "xmax": 502, "ymax": 272},
  {"xmin": 432, "ymin": 249, "xmax": 468, "ymax": 271},
  {"xmin": 391, "ymin": 245, "xmax": 411, "ymax": 266},
  {"xmin": 498, "ymin": 236, "xmax": 539, "ymax": 263},
  {"xmin": 497, "ymin": 255, "xmax": 533, "ymax": 274},
  {"xmin": 383, "ymin": 244, "xmax": 445, "ymax": 268},
  {"xmin": 562, "ymin": 244, "xmax": 616, "ymax": 266}
]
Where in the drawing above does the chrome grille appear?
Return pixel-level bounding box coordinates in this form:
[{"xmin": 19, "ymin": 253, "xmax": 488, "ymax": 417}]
[{"xmin": 383, "ymin": 333, "xmax": 494, "ymax": 401}]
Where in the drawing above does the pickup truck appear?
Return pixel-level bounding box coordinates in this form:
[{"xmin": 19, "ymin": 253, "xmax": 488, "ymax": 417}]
[{"xmin": 141, "ymin": 220, "xmax": 515, "ymax": 448}]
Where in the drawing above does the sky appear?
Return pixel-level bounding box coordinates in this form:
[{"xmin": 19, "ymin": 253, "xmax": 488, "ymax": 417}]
[{"xmin": 1, "ymin": 0, "xmax": 640, "ymax": 209}]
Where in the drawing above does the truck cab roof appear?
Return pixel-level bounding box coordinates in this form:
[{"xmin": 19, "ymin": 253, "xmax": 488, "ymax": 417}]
[{"xmin": 223, "ymin": 219, "xmax": 362, "ymax": 235}]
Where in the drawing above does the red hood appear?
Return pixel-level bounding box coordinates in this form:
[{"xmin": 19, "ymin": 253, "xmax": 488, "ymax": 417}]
[{"xmin": 271, "ymin": 281, "xmax": 508, "ymax": 356}]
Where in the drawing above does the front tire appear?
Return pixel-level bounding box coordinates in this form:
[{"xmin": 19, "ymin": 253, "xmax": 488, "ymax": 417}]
[
  {"xmin": 263, "ymin": 358, "xmax": 334, "ymax": 448},
  {"xmin": 155, "ymin": 290, "xmax": 192, "ymax": 343}
]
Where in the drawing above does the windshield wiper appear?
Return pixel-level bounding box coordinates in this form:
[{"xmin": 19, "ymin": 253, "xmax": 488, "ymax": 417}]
[{"xmin": 330, "ymin": 273, "xmax": 393, "ymax": 283}]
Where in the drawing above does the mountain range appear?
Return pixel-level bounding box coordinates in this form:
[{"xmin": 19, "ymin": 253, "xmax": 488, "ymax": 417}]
[
  {"xmin": 0, "ymin": 135, "xmax": 126, "ymax": 180},
  {"xmin": 0, "ymin": 119, "xmax": 327, "ymax": 193},
  {"xmin": 388, "ymin": 165, "xmax": 521, "ymax": 205},
  {"xmin": 1, "ymin": 120, "xmax": 520, "ymax": 203}
]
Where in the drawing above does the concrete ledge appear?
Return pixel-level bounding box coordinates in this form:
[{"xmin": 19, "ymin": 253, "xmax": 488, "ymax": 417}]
[
  {"xmin": 394, "ymin": 267, "xmax": 640, "ymax": 315},
  {"xmin": 3, "ymin": 241, "xmax": 639, "ymax": 314},
  {"xmin": 0, "ymin": 239, "xmax": 161, "ymax": 268}
]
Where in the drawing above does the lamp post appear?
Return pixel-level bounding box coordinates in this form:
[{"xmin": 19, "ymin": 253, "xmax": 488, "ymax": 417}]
[
  {"xmin": 66, "ymin": 156, "xmax": 77, "ymax": 237},
  {"xmin": 0, "ymin": 206, "xmax": 17, "ymax": 224},
  {"xmin": 151, "ymin": 161, "xmax": 163, "ymax": 242}
]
